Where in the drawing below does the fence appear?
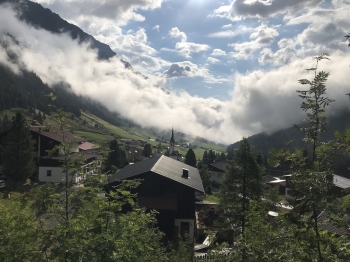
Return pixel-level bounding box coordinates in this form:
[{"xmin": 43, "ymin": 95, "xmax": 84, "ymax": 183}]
[{"xmin": 194, "ymin": 253, "xmax": 230, "ymax": 261}]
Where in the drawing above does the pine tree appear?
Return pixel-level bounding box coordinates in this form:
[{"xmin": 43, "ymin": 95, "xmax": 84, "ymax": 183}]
[
  {"xmin": 202, "ymin": 150, "xmax": 209, "ymax": 165},
  {"xmin": 143, "ymin": 143, "xmax": 152, "ymax": 157},
  {"xmin": 185, "ymin": 148, "xmax": 196, "ymax": 167},
  {"xmin": 199, "ymin": 165, "xmax": 211, "ymax": 194},
  {"xmin": 105, "ymin": 139, "xmax": 128, "ymax": 172},
  {"xmin": 218, "ymin": 138, "xmax": 264, "ymax": 238},
  {"xmin": 0, "ymin": 112, "xmax": 35, "ymax": 189}
]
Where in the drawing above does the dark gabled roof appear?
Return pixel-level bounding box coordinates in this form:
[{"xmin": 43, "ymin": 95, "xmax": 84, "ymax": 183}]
[
  {"xmin": 109, "ymin": 155, "xmax": 204, "ymax": 193},
  {"xmin": 208, "ymin": 161, "xmax": 227, "ymax": 172},
  {"xmin": 333, "ymin": 174, "xmax": 350, "ymax": 189},
  {"xmin": 318, "ymin": 211, "xmax": 348, "ymax": 236},
  {"xmin": 30, "ymin": 126, "xmax": 83, "ymax": 143},
  {"xmin": 170, "ymin": 150, "xmax": 181, "ymax": 157}
]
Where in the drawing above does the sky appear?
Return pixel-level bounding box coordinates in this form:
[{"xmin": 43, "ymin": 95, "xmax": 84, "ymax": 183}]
[{"xmin": 0, "ymin": 0, "xmax": 350, "ymax": 144}]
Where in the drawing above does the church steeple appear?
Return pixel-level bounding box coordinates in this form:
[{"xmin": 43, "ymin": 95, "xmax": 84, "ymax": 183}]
[{"xmin": 169, "ymin": 128, "xmax": 175, "ymax": 155}]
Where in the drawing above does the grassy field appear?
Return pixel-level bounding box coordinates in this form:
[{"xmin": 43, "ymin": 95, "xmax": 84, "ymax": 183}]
[
  {"xmin": 203, "ymin": 193, "xmax": 220, "ymax": 203},
  {"xmin": 1, "ymin": 108, "xmax": 227, "ymax": 160},
  {"xmin": 78, "ymin": 111, "xmax": 226, "ymax": 160},
  {"xmin": 73, "ymin": 131, "xmax": 115, "ymax": 142}
]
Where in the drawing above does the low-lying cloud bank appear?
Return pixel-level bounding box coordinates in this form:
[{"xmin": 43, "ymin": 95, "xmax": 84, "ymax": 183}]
[{"xmin": 0, "ymin": 6, "xmax": 349, "ymax": 144}]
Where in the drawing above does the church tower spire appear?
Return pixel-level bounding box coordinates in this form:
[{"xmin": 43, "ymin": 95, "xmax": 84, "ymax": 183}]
[{"xmin": 169, "ymin": 128, "xmax": 175, "ymax": 155}]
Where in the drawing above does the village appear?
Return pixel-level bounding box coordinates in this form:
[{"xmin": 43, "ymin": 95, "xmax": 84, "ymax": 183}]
[{"xmin": 1, "ymin": 121, "xmax": 350, "ymax": 260}]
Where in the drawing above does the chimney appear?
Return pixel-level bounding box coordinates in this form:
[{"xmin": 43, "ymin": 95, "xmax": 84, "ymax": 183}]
[{"xmin": 182, "ymin": 168, "xmax": 189, "ymax": 179}]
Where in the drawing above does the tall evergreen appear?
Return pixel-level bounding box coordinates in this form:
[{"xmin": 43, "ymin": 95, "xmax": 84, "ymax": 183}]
[
  {"xmin": 202, "ymin": 150, "xmax": 209, "ymax": 165},
  {"xmin": 184, "ymin": 148, "xmax": 196, "ymax": 167},
  {"xmin": 0, "ymin": 112, "xmax": 35, "ymax": 188},
  {"xmin": 218, "ymin": 138, "xmax": 264, "ymax": 238},
  {"xmin": 143, "ymin": 143, "xmax": 152, "ymax": 157},
  {"xmin": 105, "ymin": 139, "xmax": 128, "ymax": 172}
]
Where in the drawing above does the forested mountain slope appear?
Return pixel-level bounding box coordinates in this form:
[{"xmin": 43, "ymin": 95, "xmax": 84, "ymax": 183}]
[
  {"xmin": 227, "ymin": 109, "xmax": 350, "ymax": 176},
  {"xmin": 0, "ymin": 0, "xmax": 131, "ymax": 66}
]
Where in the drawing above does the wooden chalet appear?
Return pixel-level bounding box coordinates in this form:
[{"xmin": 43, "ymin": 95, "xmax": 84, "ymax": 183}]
[
  {"xmin": 30, "ymin": 126, "xmax": 101, "ymax": 183},
  {"xmin": 108, "ymin": 155, "xmax": 205, "ymax": 242}
]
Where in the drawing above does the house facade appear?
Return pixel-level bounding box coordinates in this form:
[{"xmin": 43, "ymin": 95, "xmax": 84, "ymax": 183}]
[
  {"xmin": 108, "ymin": 155, "xmax": 205, "ymax": 242},
  {"xmin": 30, "ymin": 126, "xmax": 101, "ymax": 183}
]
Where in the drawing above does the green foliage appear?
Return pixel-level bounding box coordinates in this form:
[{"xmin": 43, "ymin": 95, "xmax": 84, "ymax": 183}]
[
  {"xmin": 0, "ymin": 199, "xmax": 42, "ymax": 261},
  {"xmin": 143, "ymin": 143, "xmax": 152, "ymax": 157},
  {"xmin": 4, "ymin": 102, "xmax": 170, "ymax": 261},
  {"xmin": 199, "ymin": 165, "xmax": 212, "ymax": 194},
  {"xmin": 265, "ymin": 54, "xmax": 350, "ymax": 262},
  {"xmin": 0, "ymin": 112, "xmax": 35, "ymax": 188},
  {"xmin": 296, "ymin": 53, "xmax": 335, "ymax": 162},
  {"xmin": 105, "ymin": 139, "xmax": 128, "ymax": 172},
  {"xmin": 185, "ymin": 148, "xmax": 197, "ymax": 167},
  {"xmin": 218, "ymin": 138, "xmax": 264, "ymax": 237}
]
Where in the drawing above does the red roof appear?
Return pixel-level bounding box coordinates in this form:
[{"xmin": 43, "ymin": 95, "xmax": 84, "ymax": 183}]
[{"xmin": 78, "ymin": 141, "xmax": 99, "ymax": 151}]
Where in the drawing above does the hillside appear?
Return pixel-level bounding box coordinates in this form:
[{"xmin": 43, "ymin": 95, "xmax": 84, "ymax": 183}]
[
  {"xmin": 0, "ymin": 0, "xmax": 226, "ymax": 158},
  {"xmin": 0, "ymin": 108, "xmax": 226, "ymax": 160},
  {"xmin": 228, "ymin": 109, "xmax": 350, "ymax": 155},
  {"xmin": 227, "ymin": 108, "xmax": 350, "ymax": 176},
  {"xmin": 0, "ymin": 0, "xmax": 130, "ymax": 66}
]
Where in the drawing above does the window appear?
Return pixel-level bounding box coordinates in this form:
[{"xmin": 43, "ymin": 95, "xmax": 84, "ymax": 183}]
[{"xmin": 47, "ymin": 170, "xmax": 52, "ymax": 177}]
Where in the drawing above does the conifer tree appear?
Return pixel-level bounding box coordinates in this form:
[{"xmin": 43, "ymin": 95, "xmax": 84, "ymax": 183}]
[
  {"xmin": 185, "ymin": 148, "xmax": 196, "ymax": 167},
  {"xmin": 105, "ymin": 139, "xmax": 128, "ymax": 172},
  {"xmin": 143, "ymin": 143, "xmax": 152, "ymax": 157},
  {"xmin": 202, "ymin": 150, "xmax": 209, "ymax": 165},
  {"xmin": 0, "ymin": 112, "xmax": 35, "ymax": 188},
  {"xmin": 218, "ymin": 138, "xmax": 264, "ymax": 239}
]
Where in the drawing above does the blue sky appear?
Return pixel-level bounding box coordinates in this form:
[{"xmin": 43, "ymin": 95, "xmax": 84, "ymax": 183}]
[
  {"xmin": 34, "ymin": 0, "xmax": 329, "ymax": 100},
  {"xmin": 1, "ymin": 0, "xmax": 350, "ymax": 143}
]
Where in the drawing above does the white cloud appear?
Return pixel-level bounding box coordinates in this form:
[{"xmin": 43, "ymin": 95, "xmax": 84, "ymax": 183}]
[
  {"xmin": 212, "ymin": 0, "xmax": 324, "ymax": 21},
  {"xmin": 174, "ymin": 41, "xmax": 210, "ymax": 58},
  {"xmin": 152, "ymin": 25, "xmax": 160, "ymax": 31},
  {"xmin": 164, "ymin": 61, "xmax": 227, "ymax": 84},
  {"xmin": 33, "ymin": 0, "xmax": 164, "ymax": 26},
  {"xmin": 211, "ymin": 49, "xmax": 226, "ymax": 56},
  {"xmin": 229, "ymin": 24, "xmax": 279, "ymax": 60},
  {"xmin": 208, "ymin": 30, "xmax": 239, "ymax": 38},
  {"xmin": 92, "ymin": 27, "xmax": 171, "ymax": 74},
  {"xmin": 160, "ymin": 47, "xmax": 176, "ymax": 52},
  {"xmin": 230, "ymin": 52, "xmax": 350, "ymax": 135},
  {"xmin": 169, "ymin": 27, "xmax": 210, "ymax": 58},
  {"xmin": 208, "ymin": 25, "xmax": 253, "ymax": 38},
  {"xmin": 222, "ymin": 23, "xmax": 232, "ymax": 29},
  {"xmin": 1, "ymin": 5, "xmax": 350, "ymax": 145},
  {"xmin": 259, "ymin": 4, "xmax": 350, "ymax": 65},
  {"xmin": 169, "ymin": 27, "xmax": 187, "ymax": 42},
  {"xmin": 208, "ymin": 57, "xmax": 220, "ymax": 63}
]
